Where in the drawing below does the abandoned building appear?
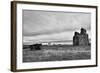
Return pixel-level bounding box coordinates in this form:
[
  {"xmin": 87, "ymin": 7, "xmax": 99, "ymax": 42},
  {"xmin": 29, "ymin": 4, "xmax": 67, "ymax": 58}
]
[{"xmin": 73, "ymin": 28, "xmax": 89, "ymax": 46}]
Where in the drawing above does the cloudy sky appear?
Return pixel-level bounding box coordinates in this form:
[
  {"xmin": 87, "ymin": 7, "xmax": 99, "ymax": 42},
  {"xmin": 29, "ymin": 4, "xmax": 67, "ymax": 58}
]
[{"xmin": 23, "ymin": 10, "xmax": 91, "ymax": 45}]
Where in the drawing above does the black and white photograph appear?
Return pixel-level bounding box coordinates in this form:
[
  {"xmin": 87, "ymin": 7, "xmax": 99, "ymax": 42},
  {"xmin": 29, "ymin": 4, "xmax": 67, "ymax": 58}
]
[
  {"xmin": 11, "ymin": 1, "xmax": 97, "ymax": 71},
  {"xmin": 23, "ymin": 10, "xmax": 91, "ymax": 62}
]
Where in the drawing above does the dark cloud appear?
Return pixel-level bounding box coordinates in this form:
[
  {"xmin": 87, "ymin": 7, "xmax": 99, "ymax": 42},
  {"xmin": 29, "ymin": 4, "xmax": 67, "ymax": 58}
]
[{"xmin": 23, "ymin": 27, "xmax": 81, "ymax": 36}]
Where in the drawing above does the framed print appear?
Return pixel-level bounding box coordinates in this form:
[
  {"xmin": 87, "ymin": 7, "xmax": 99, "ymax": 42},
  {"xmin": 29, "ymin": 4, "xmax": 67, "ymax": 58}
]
[{"xmin": 11, "ymin": 1, "xmax": 98, "ymax": 72}]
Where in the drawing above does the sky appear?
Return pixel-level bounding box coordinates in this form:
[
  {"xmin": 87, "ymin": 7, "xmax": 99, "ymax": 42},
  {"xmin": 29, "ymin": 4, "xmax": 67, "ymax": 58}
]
[{"xmin": 22, "ymin": 10, "xmax": 91, "ymax": 45}]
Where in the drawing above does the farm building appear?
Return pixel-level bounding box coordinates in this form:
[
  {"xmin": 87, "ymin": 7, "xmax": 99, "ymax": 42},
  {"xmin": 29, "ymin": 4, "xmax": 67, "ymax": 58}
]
[{"xmin": 73, "ymin": 28, "xmax": 89, "ymax": 46}]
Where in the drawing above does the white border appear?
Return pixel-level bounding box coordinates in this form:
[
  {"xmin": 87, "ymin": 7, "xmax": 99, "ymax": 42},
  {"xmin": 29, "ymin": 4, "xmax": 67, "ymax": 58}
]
[{"xmin": 17, "ymin": 3, "xmax": 96, "ymax": 69}]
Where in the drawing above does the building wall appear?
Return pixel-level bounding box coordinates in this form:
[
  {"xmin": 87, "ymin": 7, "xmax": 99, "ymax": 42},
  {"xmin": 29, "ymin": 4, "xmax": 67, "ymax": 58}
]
[{"xmin": 79, "ymin": 34, "xmax": 89, "ymax": 45}]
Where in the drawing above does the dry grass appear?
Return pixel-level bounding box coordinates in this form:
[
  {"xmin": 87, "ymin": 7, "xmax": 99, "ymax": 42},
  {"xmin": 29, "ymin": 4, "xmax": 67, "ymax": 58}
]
[{"xmin": 23, "ymin": 45, "xmax": 91, "ymax": 62}]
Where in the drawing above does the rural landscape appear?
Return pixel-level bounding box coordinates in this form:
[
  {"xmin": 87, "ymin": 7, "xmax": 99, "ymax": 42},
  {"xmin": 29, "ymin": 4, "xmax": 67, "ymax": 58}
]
[
  {"xmin": 23, "ymin": 10, "xmax": 91, "ymax": 62},
  {"xmin": 23, "ymin": 28, "xmax": 91, "ymax": 62}
]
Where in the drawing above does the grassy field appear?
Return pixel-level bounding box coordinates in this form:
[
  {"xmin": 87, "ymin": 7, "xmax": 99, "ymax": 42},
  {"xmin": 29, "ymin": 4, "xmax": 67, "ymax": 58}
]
[{"xmin": 23, "ymin": 45, "xmax": 91, "ymax": 62}]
